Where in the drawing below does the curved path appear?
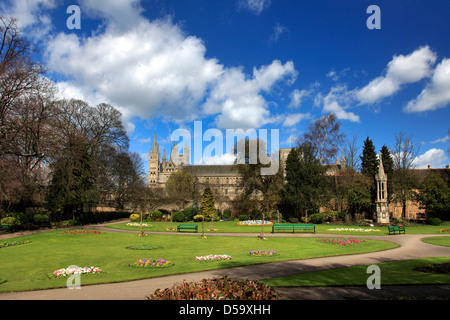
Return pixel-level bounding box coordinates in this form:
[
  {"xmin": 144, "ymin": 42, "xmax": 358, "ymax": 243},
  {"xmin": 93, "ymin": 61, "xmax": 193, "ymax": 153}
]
[{"xmin": 1, "ymin": 221, "xmax": 449, "ymax": 300}]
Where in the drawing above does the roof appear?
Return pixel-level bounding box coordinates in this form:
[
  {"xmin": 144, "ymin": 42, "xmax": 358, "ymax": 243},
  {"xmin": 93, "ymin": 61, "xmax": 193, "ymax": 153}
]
[{"xmin": 182, "ymin": 165, "xmax": 240, "ymax": 177}]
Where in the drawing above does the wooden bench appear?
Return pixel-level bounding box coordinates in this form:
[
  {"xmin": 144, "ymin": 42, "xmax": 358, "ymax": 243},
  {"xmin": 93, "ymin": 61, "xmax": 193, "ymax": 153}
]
[
  {"xmin": 0, "ymin": 225, "xmax": 10, "ymax": 231},
  {"xmin": 388, "ymin": 225, "xmax": 405, "ymax": 235},
  {"xmin": 272, "ymin": 223, "xmax": 315, "ymax": 234},
  {"xmin": 177, "ymin": 224, "xmax": 198, "ymax": 233}
]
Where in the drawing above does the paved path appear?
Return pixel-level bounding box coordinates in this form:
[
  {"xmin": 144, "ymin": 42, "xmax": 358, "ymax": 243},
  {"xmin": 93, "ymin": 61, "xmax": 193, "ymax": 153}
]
[{"xmin": 0, "ymin": 221, "xmax": 449, "ymax": 300}]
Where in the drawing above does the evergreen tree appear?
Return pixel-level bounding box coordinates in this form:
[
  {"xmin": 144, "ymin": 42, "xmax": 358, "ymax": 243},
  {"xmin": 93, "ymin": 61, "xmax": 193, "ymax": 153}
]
[
  {"xmin": 360, "ymin": 137, "xmax": 378, "ymax": 176},
  {"xmin": 380, "ymin": 145, "xmax": 394, "ymax": 202},
  {"xmin": 200, "ymin": 187, "xmax": 216, "ymax": 233},
  {"xmin": 359, "ymin": 137, "xmax": 379, "ymax": 214}
]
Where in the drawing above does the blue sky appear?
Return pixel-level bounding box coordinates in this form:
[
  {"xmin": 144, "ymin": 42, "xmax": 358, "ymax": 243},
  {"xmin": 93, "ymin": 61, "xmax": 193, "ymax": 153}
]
[{"xmin": 2, "ymin": 0, "xmax": 449, "ymax": 172}]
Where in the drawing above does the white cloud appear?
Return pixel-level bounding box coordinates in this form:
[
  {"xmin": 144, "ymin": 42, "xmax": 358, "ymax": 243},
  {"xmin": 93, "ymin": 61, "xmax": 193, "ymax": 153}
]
[
  {"xmin": 319, "ymin": 86, "xmax": 360, "ymax": 122},
  {"xmin": 282, "ymin": 113, "xmax": 311, "ymax": 127},
  {"xmin": 203, "ymin": 60, "xmax": 297, "ymax": 129},
  {"xmin": 357, "ymin": 46, "xmax": 437, "ymax": 104},
  {"xmin": 238, "ymin": 0, "xmax": 271, "ymax": 15},
  {"xmin": 79, "ymin": 0, "xmax": 145, "ymax": 31},
  {"xmin": 269, "ymin": 22, "xmax": 287, "ymax": 43},
  {"xmin": 201, "ymin": 152, "xmax": 236, "ymax": 165},
  {"xmin": 430, "ymin": 134, "xmax": 450, "ymax": 144},
  {"xmin": 45, "ymin": 17, "xmax": 224, "ymax": 127},
  {"xmin": 288, "ymin": 89, "xmax": 310, "ymax": 108},
  {"xmin": 413, "ymin": 148, "xmax": 447, "ymax": 169},
  {"xmin": 404, "ymin": 58, "xmax": 450, "ymax": 113}
]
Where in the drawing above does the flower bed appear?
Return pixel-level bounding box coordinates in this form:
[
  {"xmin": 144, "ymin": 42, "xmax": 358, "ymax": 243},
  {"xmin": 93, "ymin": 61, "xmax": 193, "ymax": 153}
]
[
  {"xmin": 133, "ymin": 258, "xmax": 172, "ymax": 268},
  {"xmin": 53, "ymin": 266, "xmax": 103, "ymax": 278},
  {"xmin": 249, "ymin": 249, "xmax": 276, "ymax": 256},
  {"xmin": 327, "ymin": 228, "xmax": 381, "ymax": 232},
  {"xmin": 127, "ymin": 223, "xmax": 152, "ymax": 227},
  {"xmin": 440, "ymin": 229, "xmax": 450, "ymax": 233},
  {"xmin": 148, "ymin": 275, "xmax": 280, "ymax": 300},
  {"xmin": 0, "ymin": 240, "xmax": 31, "ymax": 249},
  {"xmin": 195, "ymin": 254, "xmax": 232, "ymax": 262},
  {"xmin": 237, "ymin": 220, "xmax": 274, "ymax": 226},
  {"xmin": 317, "ymin": 238, "xmax": 367, "ymax": 246},
  {"xmin": 61, "ymin": 229, "xmax": 106, "ymax": 235}
]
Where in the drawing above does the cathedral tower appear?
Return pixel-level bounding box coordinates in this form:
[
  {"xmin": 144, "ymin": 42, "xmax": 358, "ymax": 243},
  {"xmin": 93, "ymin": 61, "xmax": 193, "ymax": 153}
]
[{"xmin": 148, "ymin": 129, "xmax": 160, "ymax": 187}]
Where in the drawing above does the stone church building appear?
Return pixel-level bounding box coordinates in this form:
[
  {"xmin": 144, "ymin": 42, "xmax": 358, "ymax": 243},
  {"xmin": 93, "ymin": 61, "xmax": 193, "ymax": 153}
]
[{"xmin": 148, "ymin": 129, "xmax": 449, "ymax": 222}]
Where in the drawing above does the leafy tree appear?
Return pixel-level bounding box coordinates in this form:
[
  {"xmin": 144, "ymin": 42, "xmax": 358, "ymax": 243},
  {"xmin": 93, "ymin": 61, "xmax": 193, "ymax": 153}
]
[
  {"xmin": 417, "ymin": 172, "xmax": 450, "ymax": 220},
  {"xmin": 46, "ymin": 137, "xmax": 98, "ymax": 219},
  {"xmin": 281, "ymin": 143, "xmax": 328, "ymax": 222}
]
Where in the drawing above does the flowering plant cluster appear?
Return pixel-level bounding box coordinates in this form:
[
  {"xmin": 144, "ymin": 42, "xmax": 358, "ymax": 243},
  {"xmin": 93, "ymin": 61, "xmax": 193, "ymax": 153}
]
[
  {"xmin": 249, "ymin": 249, "xmax": 276, "ymax": 256},
  {"xmin": 148, "ymin": 275, "xmax": 280, "ymax": 300},
  {"xmin": 327, "ymin": 228, "xmax": 380, "ymax": 232},
  {"xmin": 133, "ymin": 258, "xmax": 171, "ymax": 268},
  {"xmin": 61, "ymin": 229, "xmax": 106, "ymax": 235},
  {"xmin": 127, "ymin": 223, "xmax": 152, "ymax": 227},
  {"xmin": 317, "ymin": 238, "xmax": 367, "ymax": 246},
  {"xmin": 53, "ymin": 266, "xmax": 103, "ymax": 278},
  {"xmin": 195, "ymin": 254, "xmax": 232, "ymax": 262},
  {"xmin": 440, "ymin": 229, "xmax": 450, "ymax": 233},
  {"xmin": 0, "ymin": 240, "xmax": 31, "ymax": 248},
  {"xmin": 237, "ymin": 220, "xmax": 274, "ymax": 226}
]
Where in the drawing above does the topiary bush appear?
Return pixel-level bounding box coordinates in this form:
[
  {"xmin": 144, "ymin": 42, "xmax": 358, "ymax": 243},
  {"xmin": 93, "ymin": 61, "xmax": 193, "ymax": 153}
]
[
  {"xmin": 129, "ymin": 214, "xmax": 140, "ymax": 222},
  {"xmin": 239, "ymin": 214, "xmax": 248, "ymax": 221},
  {"xmin": 147, "ymin": 275, "xmax": 280, "ymax": 300},
  {"xmin": 33, "ymin": 214, "xmax": 51, "ymax": 228},
  {"xmin": 427, "ymin": 217, "xmax": 442, "ymax": 226},
  {"xmin": 172, "ymin": 211, "xmax": 185, "ymax": 222}
]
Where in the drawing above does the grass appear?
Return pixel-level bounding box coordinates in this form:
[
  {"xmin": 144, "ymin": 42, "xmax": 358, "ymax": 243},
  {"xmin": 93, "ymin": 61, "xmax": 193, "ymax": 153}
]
[
  {"xmin": 262, "ymin": 257, "xmax": 450, "ymax": 287},
  {"xmin": 422, "ymin": 236, "xmax": 450, "ymax": 247},
  {"xmin": 0, "ymin": 229, "xmax": 396, "ymax": 293},
  {"xmin": 107, "ymin": 219, "xmax": 450, "ymax": 235}
]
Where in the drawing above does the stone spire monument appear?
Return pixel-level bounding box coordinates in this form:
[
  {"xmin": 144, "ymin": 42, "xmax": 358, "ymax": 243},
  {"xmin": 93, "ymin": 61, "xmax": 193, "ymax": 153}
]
[{"xmin": 375, "ymin": 152, "xmax": 389, "ymax": 224}]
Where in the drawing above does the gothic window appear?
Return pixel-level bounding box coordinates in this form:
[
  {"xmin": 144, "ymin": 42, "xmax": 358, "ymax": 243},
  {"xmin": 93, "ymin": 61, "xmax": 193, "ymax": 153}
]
[
  {"xmin": 216, "ymin": 178, "xmax": 220, "ymax": 184},
  {"xmin": 226, "ymin": 178, "xmax": 229, "ymax": 184}
]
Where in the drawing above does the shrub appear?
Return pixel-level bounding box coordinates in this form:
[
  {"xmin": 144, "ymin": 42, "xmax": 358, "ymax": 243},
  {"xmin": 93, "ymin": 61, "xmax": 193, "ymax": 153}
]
[
  {"xmin": 183, "ymin": 207, "xmax": 194, "ymax": 221},
  {"xmin": 288, "ymin": 217, "xmax": 299, "ymax": 223},
  {"xmin": 147, "ymin": 275, "xmax": 280, "ymax": 300},
  {"xmin": 193, "ymin": 214, "xmax": 204, "ymax": 222},
  {"xmin": 427, "ymin": 217, "xmax": 442, "ymax": 226},
  {"xmin": 151, "ymin": 210, "xmax": 162, "ymax": 220},
  {"xmin": 222, "ymin": 209, "xmax": 231, "ymax": 220},
  {"xmin": 129, "ymin": 214, "xmax": 140, "ymax": 222},
  {"xmin": 172, "ymin": 211, "xmax": 185, "ymax": 222},
  {"xmin": 33, "ymin": 214, "xmax": 50, "ymax": 228},
  {"xmin": 0, "ymin": 216, "xmax": 15, "ymax": 226},
  {"xmin": 239, "ymin": 214, "xmax": 248, "ymax": 221}
]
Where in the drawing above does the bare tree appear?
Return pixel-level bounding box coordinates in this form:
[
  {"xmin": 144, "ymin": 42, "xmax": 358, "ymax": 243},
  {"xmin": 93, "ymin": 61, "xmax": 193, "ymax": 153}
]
[
  {"xmin": 343, "ymin": 132, "xmax": 361, "ymax": 172},
  {"xmin": 301, "ymin": 113, "xmax": 345, "ymax": 164},
  {"xmin": 391, "ymin": 131, "xmax": 420, "ymax": 220}
]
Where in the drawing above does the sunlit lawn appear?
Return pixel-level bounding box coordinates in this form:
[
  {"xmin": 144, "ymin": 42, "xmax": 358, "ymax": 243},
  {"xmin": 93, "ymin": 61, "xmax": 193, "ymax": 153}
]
[
  {"xmin": 0, "ymin": 229, "xmax": 396, "ymax": 292},
  {"xmin": 263, "ymin": 256, "xmax": 450, "ymax": 287},
  {"xmin": 107, "ymin": 220, "xmax": 450, "ymax": 235}
]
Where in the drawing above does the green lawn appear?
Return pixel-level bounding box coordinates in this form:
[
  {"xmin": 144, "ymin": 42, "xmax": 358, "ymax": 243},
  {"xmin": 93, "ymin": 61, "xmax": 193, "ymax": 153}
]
[
  {"xmin": 107, "ymin": 220, "xmax": 450, "ymax": 235},
  {"xmin": 262, "ymin": 257, "xmax": 450, "ymax": 287},
  {"xmin": 0, "ymin": 229, "xmax": 396, "ymax": 292}
]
